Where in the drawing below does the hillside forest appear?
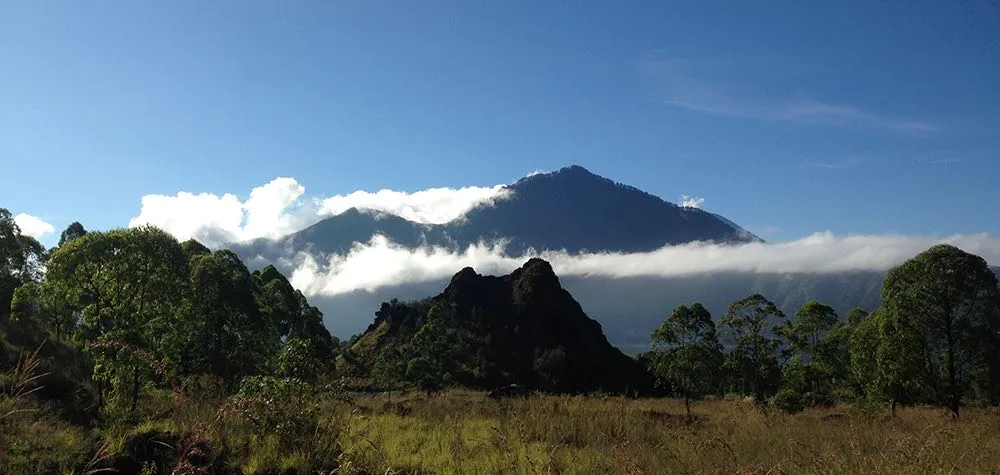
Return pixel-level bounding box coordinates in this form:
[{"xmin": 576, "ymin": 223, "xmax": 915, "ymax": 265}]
[{"xmin": 2, "ymin": 207, "xmax": 1000, "ymax": 473}]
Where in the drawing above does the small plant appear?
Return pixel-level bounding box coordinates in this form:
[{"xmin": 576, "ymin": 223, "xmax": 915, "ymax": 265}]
[{"xmin": 0, "ymin": 344, "xmax": 50, "ymax": 420}]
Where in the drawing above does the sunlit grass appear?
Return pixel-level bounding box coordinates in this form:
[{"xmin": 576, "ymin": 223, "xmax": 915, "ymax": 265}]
[
  {"xmin": 6, "ymin": 365, "xmax": 1000, "ymax": 475},
  {"xmin": 337, "ymin": 390, "xmax": 1000, "ymax": 474}
]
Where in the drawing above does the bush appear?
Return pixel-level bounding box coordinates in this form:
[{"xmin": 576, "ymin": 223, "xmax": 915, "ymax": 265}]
[
  {"xmin": 769, "ymin": 389, "xmax": 806, "ymax": 414},
  {"xmin": 228, "ymin": 376, "xmax": 320, "ymax": 446}
]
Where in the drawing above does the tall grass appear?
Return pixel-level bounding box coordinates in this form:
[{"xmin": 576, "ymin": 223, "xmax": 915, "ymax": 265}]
[
  {"xmin": 337, "ymin": 390, "xmax": 1000, "ymax": 474},
  {"xmin": 0, "ymin": 344, "xmax": 92, "ymax": 474},
  {"xmin": 5, "ymin": 356, "xmax": 1000, "ymax": 475}
]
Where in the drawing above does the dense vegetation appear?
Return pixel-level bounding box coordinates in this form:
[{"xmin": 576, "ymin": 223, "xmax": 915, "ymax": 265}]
[{"xmin": 2, "ymin": 206, "xmax": 999, "ymax": 473}]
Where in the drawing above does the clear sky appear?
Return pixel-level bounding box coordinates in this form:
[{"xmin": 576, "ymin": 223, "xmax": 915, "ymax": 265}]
[{"xmin": 3, "ymin": 1, "xmax": 998, "ymax": 247}]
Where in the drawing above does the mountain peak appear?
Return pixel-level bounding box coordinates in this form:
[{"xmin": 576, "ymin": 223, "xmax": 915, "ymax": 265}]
[{"xmin": 554, "ymin": 164, "xmax": 595, "ymax": 176}]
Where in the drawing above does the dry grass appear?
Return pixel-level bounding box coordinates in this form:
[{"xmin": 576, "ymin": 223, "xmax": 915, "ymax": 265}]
[
  {"xmin": 337, "ymin": 390, "xmax": 1000, "ymax": 474},
  {"xmin": 0, "ymin": 345, "xmax": 92, "ymax": 474},
  {"xmin": 6, "ymin": 360, "xmax": 1000, "ymax": 475}
]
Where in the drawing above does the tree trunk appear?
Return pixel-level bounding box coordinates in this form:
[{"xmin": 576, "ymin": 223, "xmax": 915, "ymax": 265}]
[
  {"xmin": 97, "ymin": 379, "xmax": 105, "ymax": 409},
  {"xmin": 890, "ymin": 397, "xmax": 897, "ymax": 417},
  {"xmin": 945, "ymin": 317, "xmax": 960, "ymax": 419}
]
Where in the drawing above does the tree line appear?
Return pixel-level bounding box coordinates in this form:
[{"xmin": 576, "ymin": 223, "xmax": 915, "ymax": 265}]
[
  {"xmin": 1, "ymin": 209, "xmax": 340, "ymax": 419},
  {"xmin": 4, "ymin": 207, "xmax": 999, "ymax": 421},
  {"xmin": 647, "ymin": 244, "xmax": 1000, "ymax": 418}
]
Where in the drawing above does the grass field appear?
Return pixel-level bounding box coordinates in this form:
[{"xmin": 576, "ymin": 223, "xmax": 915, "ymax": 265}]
[
  {"xmin": 336, "ymin": 390, "xmax": 1000, "ymax": 474},
  {"xmin": 6, "ymin": 374, "xmax": 1000, "ymax": 474}
]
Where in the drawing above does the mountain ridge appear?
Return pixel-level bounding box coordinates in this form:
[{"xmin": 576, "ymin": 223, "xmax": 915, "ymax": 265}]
[{"xmin": 232, "ymin": 164, "xmax": 759, "ymax": 260}]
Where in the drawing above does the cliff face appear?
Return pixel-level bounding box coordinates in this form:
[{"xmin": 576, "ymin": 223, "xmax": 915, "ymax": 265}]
[{"xmin": 346, "ymin": 258, "xmax": 653, "ymax": 394}]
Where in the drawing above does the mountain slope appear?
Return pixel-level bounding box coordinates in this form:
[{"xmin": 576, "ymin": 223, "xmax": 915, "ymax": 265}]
[
  {"xmin": 232, "ymin": 165, "xmax": 758, "ymax": 259},
  {"xmin": 340, "ymin": 258, "xmax": 653, "ymax": 393}
]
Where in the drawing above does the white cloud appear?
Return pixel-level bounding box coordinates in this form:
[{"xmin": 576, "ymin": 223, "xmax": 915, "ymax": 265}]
[
  {"xmin": 318, "ymin": 185, "xmax": 510, "ymax": 225},
  {"xmin": 128, "ymin": 177, "xmax": 309, "ymax": 247},
  {"xmin": 290, "ymin": 232, "xmax": 1000, "ymax": 297},
  {"xmin": 14, "ymin": 213, "xmax": 55, "ymax": 239},
  {"xmin": 290, "ymin": 235, "xmax": 516, "ymax": 295},
  {"xmin": 128, "ymin": 177, "xmax": 510, "ymax": 247},
  {"xmin": 680, "ymin": 195, "xmax": 704, "ymax": 208}
]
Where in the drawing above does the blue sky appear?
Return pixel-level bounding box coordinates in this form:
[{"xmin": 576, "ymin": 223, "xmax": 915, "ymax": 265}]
[{"xmin": 3, "ymin": 1, "xmax": 998, "ymax": 248}]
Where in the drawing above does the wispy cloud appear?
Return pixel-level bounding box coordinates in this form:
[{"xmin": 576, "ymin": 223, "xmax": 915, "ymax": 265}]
[
  {"xmin": 641, "ymin": 56, "xmax": 939, "ymax": 135},
  {"xmin": 680, "ymin": 194, "xmax": 705, "ymax": 208},
  {"xmin": 925, "ymin": 156, "xmax": 969, "ymax": 165},
  {"xmin": 14, "ymin": 213, "xmax": 55, "ymax": 239},
  {"xmin": 794, "ymin": 157, "xmax": 866, "ymax": 170},
  {"xmin": 289, "ymin": 232, "xmax": 1000, "ymax": 297}
]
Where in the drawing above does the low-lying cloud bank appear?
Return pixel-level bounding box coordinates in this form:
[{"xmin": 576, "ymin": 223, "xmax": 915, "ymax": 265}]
[
  {"xmin": 290, "ymin": 232, "xmax": 1000, "ymax": 297},
  {"xmin": 14, "ymin": 213, "xmax": 55, "ymax": 239},
  {"xmin": 128, "ymin": 178, "xmax": 510, "ymax": 247}
]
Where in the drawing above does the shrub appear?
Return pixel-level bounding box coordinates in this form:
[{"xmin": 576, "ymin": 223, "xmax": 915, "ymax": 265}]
[
  {"xmin": 228, "ymin": 376, "xmax": 320, "ymax": 445},
  {"xmin": 769, "ymin": 388, "xmax": 806, "ymax": 414}
]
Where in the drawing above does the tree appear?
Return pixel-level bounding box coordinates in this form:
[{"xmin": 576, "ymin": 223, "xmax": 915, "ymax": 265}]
[
  {"xmin": 255, "ymin": 265, "xmax": 337, "ymax": 360},
  {"xmin": 774, "ymin": 301, "xmax": 847, "ymax": 406},
  {"xmin": 874, "ymin": 306, "xmax": 929, "ymax": 415},
  {"xmin": 850, "ymin": 308, "xmax": 882, "ymax": 404},
  {"xmin": 720, "ymin": 293, "xmax": 786, "ymax": 404},
  {"xmin": 42, "ymin": 226, "xmax": 189, "ymax": 416},
  {"xmin": 10, "ymin": 281, "xmax": 77, "ymax": 340},
  {"xmin": 533, "ymin": 346, "xmax": 569, "ymax": 391},
  {"xmin": 186, "ymin": 249, "xmax": 280, "ymax": 386},
  {"xmin": 879, "ymin": 244, "xmax": 1000, "ymax": 417},
  {"xmin": 57, "ymin": 222, "xmax": 87, "ymax": 248},
  {"xmin": 847, "ymin": 308, "xmax": 869, "ymax": 326},
  {"xmin": 406, "ymin": 357, "xmax": 443, "ymax": 395},
  {"xmin": 650, "ymin": 302, "xmax": 722, "ymax": 419},
  {"xmin": 371, "ymin": 346, "xmax": 406, "ymax": 395},
  {"xmin": 180, "ymin": 238, "xmax": 211, "ymax": 258},
  {"xmin": 398, "ymin": 305, "xmax": 460, "ymax": 394},
  {"xmin": 1, "ymin": 208, "xmax": 46, "ymax": 318},
  {"xmin": 781, "ymin": 301, "xmax": 838, "ymax": 357},
  {"xmin": 277, "ymin": 338, "xmax": 324, "ymax": 381}
]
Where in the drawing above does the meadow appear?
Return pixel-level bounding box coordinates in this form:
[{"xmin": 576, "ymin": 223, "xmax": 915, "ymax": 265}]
[
  {"xmin": 336, "ymin": 390, "xmax": 1000, "ymax": 474},
  {"xmin": 5, "ymin": 350, "xmax": 1000, "ymax": 474}
]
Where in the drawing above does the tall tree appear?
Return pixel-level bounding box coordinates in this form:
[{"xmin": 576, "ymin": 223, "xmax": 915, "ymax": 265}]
[
  {"xmin": 1, "ymin": 208, "xmax": 46, "ymax": 318},
  {"xmin": 10, "ymin": 281, "xmax": 77, "ymax": 340},
  {"xmin": 650, "ymin": 302, "xmax": 722, "ymax": 419},
  {"xmin": 57, "ymin": 221, "xmax": 87, "ymax": 248},
  {"xmin": 187, "ymin": 249, "xmax": 280, "ymax": 386},
  {"xmin": 847, "ymin": 308, "xmax": 869, "ymax": 326},
  {"xmin": 42, "ymin": 226, "xmax": 189, "ymax": 416},
  {"xmin": 879, "ymin": 244, "xmax": 1000, "ymax": 417},
  {"xmin": 720, "ymin": 293, "xmax": 787, "ymax": 404},
  {"xmin": 255, "ymin": 265, "xmax": 337, "ymax": 360},
  {"xmin": 776, "ymin": 301, "xmax": 846, "ymax": 403},
  {"xmin": 781, "ymin": 301, "xmax": 838, "ymax": 357}
]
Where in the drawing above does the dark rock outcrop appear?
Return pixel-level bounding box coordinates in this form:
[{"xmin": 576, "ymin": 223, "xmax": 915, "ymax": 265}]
[{"xmin": 345, "ymin": 258, "xmax": 654, "ymax": 394}]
